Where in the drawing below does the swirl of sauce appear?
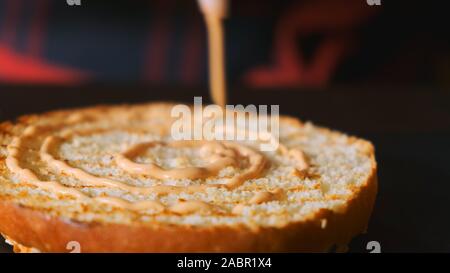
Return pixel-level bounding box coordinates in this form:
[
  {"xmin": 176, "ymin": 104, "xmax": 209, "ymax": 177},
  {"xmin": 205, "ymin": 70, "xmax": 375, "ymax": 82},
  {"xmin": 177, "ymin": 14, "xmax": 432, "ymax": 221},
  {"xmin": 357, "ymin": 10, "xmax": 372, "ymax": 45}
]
[
  {"xmin": 116, "ymin": 139, "xmax": 269, "ymax": 190},
  {"xmin": 232, "ymin": 188, "xmax": 286, "ymax": 214},
  {"xmin": 249, "ymin": 188, "xmax": 286, "ymax": 205},
  {"xmin": 115, "ymin": 140, "xmax": 239, "ymax": 180},
  {"xmin": 6, "ymin": 124, "xmax": 285, "ymax": 215}
]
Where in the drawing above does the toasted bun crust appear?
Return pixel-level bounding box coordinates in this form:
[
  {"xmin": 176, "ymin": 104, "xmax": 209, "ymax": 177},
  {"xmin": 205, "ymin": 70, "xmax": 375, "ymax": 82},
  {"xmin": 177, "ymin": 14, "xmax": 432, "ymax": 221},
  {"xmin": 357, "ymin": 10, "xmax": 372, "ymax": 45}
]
[
  {"xmin": 0, "ymin": 103, "xmax": 377, "ymax": 252},
  {"xmin": 0, "ymin": 172, "xmax": 376, "ymax": 252}
]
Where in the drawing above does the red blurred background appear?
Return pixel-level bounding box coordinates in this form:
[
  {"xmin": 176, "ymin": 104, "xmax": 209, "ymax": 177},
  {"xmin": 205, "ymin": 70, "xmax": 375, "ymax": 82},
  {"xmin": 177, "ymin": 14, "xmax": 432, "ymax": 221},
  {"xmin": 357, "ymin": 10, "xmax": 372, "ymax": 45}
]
[{"xmin": 0, "ymin": 0, "xmax": 448, "ymax": 89}]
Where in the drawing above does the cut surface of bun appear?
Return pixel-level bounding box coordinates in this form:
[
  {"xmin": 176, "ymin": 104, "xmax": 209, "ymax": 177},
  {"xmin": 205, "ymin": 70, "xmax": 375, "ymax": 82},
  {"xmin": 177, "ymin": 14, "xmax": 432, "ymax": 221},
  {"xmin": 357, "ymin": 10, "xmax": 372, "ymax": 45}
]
[{"xmin": 0, "ymin": 103, "xmax": 377, "ymax": 252}]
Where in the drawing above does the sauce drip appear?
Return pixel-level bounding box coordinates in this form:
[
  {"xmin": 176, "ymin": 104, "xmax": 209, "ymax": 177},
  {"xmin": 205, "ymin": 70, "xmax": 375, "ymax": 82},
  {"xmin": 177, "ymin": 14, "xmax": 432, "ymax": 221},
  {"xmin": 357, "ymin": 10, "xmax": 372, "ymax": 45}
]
[{"xmin": 199, "ymin": 0, "xmax": 227, "ymax": 107}]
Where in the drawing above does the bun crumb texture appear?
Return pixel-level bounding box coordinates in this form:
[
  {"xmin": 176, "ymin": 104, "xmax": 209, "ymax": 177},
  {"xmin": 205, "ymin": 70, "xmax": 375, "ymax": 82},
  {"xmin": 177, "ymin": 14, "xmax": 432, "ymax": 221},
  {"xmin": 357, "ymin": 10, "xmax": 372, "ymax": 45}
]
[{"xmin": 0, "ymin": 103, "xmax": 377, "ymax": 252}]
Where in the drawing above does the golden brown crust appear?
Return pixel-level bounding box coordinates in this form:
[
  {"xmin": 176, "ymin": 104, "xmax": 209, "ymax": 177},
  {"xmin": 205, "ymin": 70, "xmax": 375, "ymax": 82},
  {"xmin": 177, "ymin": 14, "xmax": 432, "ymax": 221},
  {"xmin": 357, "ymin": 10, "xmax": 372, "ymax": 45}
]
[
  {"xmin": 12, "ymin": 242, "xmax": 33, "ymax": 253},
  {"xmin": 0, "ymin": 102, "xmax": 378, "ymax": 252},
  {"xmin": 0, "ymin": 162, "xmax": 377, "ymax": 253}
]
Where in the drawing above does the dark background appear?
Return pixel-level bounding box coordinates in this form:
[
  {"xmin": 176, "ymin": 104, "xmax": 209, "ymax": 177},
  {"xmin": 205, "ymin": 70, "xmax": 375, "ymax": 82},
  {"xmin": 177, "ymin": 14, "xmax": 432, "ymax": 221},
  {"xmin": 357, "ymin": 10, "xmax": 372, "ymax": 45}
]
[{"xmin": 0, "ymin": 0, "xmax": 449, "ymax": 87}]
